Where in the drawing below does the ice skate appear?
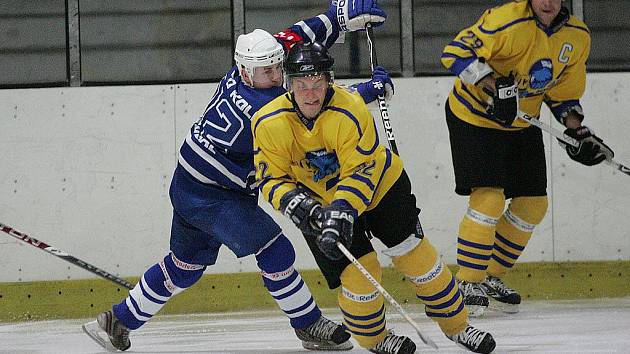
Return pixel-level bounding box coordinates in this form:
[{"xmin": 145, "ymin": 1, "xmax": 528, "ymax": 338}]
[
  {"xmin": 458, "ymin": 280, "xmax": 489, "ymax": 317},
  {"xmin": 369, "ymin": 331, "xmax": 416, "ymax": 354},
  {"xmin": 482, "ymin": 276, "xmax": 521, "ymax": 313},
  {"xmin": 448, "ymin": 325, "xmax": 496, "ymax": 354},
  {"xmin": 82, "ymin": 310, "xmax": 130, "ymax": 352},
  {"xmin": 294, "ymin": 315, "xmax": 353, "ymax": 350}
]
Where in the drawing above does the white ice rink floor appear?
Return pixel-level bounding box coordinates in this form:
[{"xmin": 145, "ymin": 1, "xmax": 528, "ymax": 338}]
[{"xmin": 2, "ymin": 298, "xmax": 630, "ymax": 354}]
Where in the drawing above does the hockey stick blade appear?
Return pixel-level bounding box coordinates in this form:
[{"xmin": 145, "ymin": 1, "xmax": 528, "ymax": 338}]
[
  {"xmin": 517, "ymin": 112, "xmax": 630, "ymax": 177},
  {"xmin": 1, "ymin": 222, "xmax": 133, "ymax": 289},
  {"xmin": 336, "ymin": 242, "xmax": 439, "ymax": 349}
]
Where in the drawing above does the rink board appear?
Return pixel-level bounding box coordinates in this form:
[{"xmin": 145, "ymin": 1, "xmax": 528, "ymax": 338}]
[
  {"xmin": 1, "ymin": 74, "xmax": 629, "ymax": 284},
  {"xmin": 2, "ymin": 260, "xmax": 629, "ymax": 322}
]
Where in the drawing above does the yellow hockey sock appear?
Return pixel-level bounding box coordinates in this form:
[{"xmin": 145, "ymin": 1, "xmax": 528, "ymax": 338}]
[
  {"xmin": 457, "ymin": 187, "xmax": 505, "ymax": 282},
  {"xmin": 338, "ymin": 252, "xmax": 387, "ymax": 349},
  {"xmin": 487, "ymin": 196, "xmax": 548, "ymax": 277},
  {"xmin": 393, "ymin": 238, "xmax": 468, "ymax": 336}
]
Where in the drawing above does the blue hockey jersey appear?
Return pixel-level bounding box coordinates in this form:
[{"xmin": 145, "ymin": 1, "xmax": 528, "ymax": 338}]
[{"xmin": 177, "ymin": 13, "xmax": 341, "ymax": 195}]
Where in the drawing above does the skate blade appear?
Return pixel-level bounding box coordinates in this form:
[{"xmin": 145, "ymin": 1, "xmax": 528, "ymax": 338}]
[
  {"xmin": 489, "ymin": 301, "xmax": 519, "ymax": 314},
  {"xmin": 466, "ymin": 304, "xmax": 487, "ymax": 318},
  {"xmin": 301, "ymin": 340, "xmax": 354, "ymax": 351},
  {"xmin": 82, "ymin": 320, "xmax": 118, "ymax": 352}
]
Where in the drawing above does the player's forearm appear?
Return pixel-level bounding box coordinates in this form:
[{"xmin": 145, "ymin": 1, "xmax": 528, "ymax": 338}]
[
  {"xmin": 332, "ymin": 187, "xmax": 366, "ymax": 218},
  {"xmin": 259, "ymin": 178, "xmax": 298, "ymax": 210},
  {"xmin": 275, "ymin": 8, "xmax": 340, "ymax": 51}
]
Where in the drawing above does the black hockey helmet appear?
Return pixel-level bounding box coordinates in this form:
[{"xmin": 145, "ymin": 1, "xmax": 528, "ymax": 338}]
[{"xmin": 284, "ymin": 42, "xmax": 334, "ymax": 90}]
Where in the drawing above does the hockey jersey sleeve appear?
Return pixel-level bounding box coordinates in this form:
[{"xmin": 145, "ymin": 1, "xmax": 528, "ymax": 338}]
[
  {"xmin": 328, "ymin": 98, "xmax": 388, "ymax": 217},
  {"xmin": 254, "ymin": 118, "xmax": 299, "ymax": 210},
  {"xmin": 441, "ymin": 8, "xmax": 510, "ymax": 79},
  {"xmin": 273, "ymin": 8, "xmax": 340, "ymax": 51},
  {"xmin": 544, "ymin": 27, "xmax": 591, "ymax": 124}
]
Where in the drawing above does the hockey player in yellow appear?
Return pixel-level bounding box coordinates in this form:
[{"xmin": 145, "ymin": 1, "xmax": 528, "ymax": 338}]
[
  {"xmin": 441, "ymin": 0, "xmax": 614, "ymax": 316},
  {"xmin": 253, "ymin": 42, "xmax": 496, "ymax": 354}
]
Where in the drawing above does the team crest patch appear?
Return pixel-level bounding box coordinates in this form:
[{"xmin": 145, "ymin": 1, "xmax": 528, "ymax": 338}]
[
  {"xmin": 529, "ymin": 59, "xmax": 553, "ymax": 90},
  {"xmin": 305, "ymin": 149, "xmax": 339, "ymax": 182}
]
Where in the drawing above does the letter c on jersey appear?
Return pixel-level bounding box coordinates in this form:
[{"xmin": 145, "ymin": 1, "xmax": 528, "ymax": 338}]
[{"xmin": 559, "ymin": 43, "xmax": 573, "ymax": 64}]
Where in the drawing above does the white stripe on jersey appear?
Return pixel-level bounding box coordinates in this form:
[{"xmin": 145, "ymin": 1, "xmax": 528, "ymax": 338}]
[
  {"xmin": 317, "ymin": 14, "xmax": 333, "ymax": 40},
  {"xmin": 184, "ymin": 132, "xmax": 247, "ymax": 188},
  {"xmin": 296, "ymin": 20, "xmax": 317, "ymax": 42},
  {"xmin": 203, "ymin": 79, "xmax": 226, "ymax": 116},
  {"xmin": 178, "ymin": 154, "xmax": 221, "ymax": 187}
]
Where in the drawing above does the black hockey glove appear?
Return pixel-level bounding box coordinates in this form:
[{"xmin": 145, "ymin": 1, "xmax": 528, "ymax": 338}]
[
  {"xmin": 559, "ymin": 126, "xmax": 614, "ymax": 166},
  {"xmin": 279, "ymin": 189, "xmax": 322, "ymax": 237},
  {"xmin": 317, "ymin": 204, "xmax": 354, "ymax": 260},
  {"xmin": 487, "ymin": 75, "xmax": 518, "ymax": 127}
]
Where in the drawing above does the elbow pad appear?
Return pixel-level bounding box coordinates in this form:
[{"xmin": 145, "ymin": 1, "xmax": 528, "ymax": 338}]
[{"xmin": 460, "ymin": 58, "xmax": 493, "ymax": 85}]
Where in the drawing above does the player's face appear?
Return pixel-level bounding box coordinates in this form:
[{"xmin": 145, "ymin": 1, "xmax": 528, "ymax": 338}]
[
  {"xmin": 291, "ymin": 75, "xmax": 328, "ymax": 119},
  {"xmin": 251, "ymin": 62, "xmax": 283, "ymax": 89},
  {"xmin": 531, "ymin": 0, "xmax": 562, "ymax": 27}
]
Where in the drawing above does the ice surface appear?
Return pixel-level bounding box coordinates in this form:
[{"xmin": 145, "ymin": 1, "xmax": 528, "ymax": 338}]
[{"xmin": 1, "ymin": 298, "xmax": 629, "ymax": 353}]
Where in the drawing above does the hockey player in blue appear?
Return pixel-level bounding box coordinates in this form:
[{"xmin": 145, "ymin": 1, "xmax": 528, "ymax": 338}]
[{"xmin": 82, "ymin": 1, "xmax": 393, "ymax": 352}]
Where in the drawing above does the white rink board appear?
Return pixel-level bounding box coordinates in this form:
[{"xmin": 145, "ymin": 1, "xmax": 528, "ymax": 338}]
[{"xmin": 1, "ymin": 73, "xmax": 629, "ymax": 282}]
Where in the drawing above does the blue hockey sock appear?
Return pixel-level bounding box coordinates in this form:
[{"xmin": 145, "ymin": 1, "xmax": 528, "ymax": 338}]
[
  {"xmin": 113, "ymin": 253, "xmax": 204, "ymax": 330},
  {"xmin": 256, "ymin": 234, "xmax": 321, "ymax": 329}
]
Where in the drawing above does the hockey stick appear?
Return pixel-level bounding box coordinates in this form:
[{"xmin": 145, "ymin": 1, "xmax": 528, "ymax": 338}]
[
  {"xmin": 364, "ymin": 23, "xmax": 424, "ymax": 229},
  {"xmin": 359, "ymin": 23, "xmax": 439, "ymax": 350},
  {"xmin": 365, "ymin": 23, "xmax": 398, "ymax": 153},
  {"xmin": 517, "ymin": 111, "xmax": 630, "ymax": 177},
  {"xmin": 336, "ymin": 243, "xmax": 438, "ymax": 349},
  {"xmin": 1, "ymin": 222, "xmax": 133, "ymax": 289}
]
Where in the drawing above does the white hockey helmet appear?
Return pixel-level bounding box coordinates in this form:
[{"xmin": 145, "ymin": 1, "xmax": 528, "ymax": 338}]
[{"xmin": 234, "ymin": 29, "xmax": 284, "ymax": 86}]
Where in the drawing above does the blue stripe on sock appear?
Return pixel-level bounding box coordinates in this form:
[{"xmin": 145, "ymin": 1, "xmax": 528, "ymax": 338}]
[
  {"xmin": 340, "ymin": 304, "xmax": 385, "ymax": 321},
  {"xmin": 457, "ymin": 259, "xmax": 489, "ymax": 270},
  {"xmin": 273, "ymin": 279, "xmax": 305, "ymax": 301},
  {"xmin": 425, "ymin": 300, "xmax": 465, "ymax": 318}
]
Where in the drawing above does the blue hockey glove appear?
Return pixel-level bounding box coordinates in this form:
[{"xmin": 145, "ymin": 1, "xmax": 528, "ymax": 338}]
[
  {"xmin": 317, "ymin": 204, "xmax": 355, "ymax": 260},
  {"xmin": 329, "ymin": 0, "xmax": 387, "ymax": 32},
  {"xmin": 356, "ymin": 66, "xmax": 394, "ymax": 103},
  {"xmin": 559, "ymin": 126, "xmax": 614, "ymax": 166},
  {"xmin": 280, "ymin": 189, "xmax": 322, "ymax": 237}
]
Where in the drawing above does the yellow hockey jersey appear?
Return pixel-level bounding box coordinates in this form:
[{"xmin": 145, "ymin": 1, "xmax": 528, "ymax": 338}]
[
  {"xmin": 441, "ymin": 0, "xmax": 590, "ymax": 130},
  {"xmin": 252, "ymin": 85, "xmax": 403, "ymax": 217}
]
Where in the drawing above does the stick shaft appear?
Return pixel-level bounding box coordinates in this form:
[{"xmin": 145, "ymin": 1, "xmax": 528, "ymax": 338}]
[
  {"xmin": 337, "ymin": 243, "xmax": 438, "ymax": 349},
  {"xmin": 517, "ymin": 112, "xmax": 630, "ymax": 176},
  {"xmin": 1, "ymin": 222, "xmax": 133, "ymax": 289},
  {"xmin": 365, "ymin": 23, "xmax": 399, "ymax": 154},
  {"xmin": 361, "ymin": 23, "xmax": 438, "ymax": 348}
]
